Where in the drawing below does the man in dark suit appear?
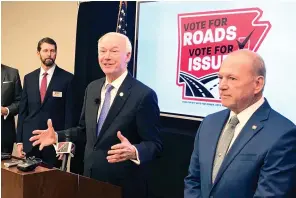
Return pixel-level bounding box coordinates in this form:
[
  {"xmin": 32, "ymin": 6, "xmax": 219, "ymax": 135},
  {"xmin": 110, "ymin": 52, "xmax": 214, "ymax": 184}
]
[
  {"xmin": 1, "ymin": 64, "xmax": 22, "ymax": 154},
  {"xmin": 16, "ymin": 37, "xmax": 73, "ymax": 167},
  {"xmin": 184, "ymin": 49, "xmax": 296, "ymax": 198},
  {"xmin": 29, "ymin": 32, "xmax": 163, "ymax": 198}
]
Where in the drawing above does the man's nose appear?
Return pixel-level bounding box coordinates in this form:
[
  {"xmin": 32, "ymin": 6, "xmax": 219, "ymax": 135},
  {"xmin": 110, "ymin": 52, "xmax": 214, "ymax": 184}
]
[
  {"xmin": 104, "ymin": 51, "xmax": 111, "ymax": 59},
  {"xmin": 219, "ymin": 79, "xmax": 228, "ymax": 90},
  {"xmin": 47, "ymin": 51, "xmax": 53, "ymax": 57}
]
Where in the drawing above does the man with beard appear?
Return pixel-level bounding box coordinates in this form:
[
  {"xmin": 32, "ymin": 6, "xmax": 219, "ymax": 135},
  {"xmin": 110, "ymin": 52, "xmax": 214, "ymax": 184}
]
[{"xmin": 16, "ymin": 37, "xmax": 74, "ymax": 167}]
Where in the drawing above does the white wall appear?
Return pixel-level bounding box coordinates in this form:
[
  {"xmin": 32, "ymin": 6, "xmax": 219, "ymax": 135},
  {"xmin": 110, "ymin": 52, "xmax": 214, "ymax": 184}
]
[{"xmin": 1, "ymin": 1, "xmax": 78, "ymax": 81}]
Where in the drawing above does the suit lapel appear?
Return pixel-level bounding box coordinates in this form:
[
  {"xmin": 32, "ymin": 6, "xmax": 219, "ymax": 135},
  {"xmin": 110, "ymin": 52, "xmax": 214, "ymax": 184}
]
[
  {"xmin": 96, "ymin": 74, "xmax": 133, "ymax": 142},
  {"xmin": 90, "ymin": 79, "xmax": 105, "ymax": 141},
  {"xmin": 211, "ymin": 101, "xmax": 270, "ymax": 191},
  {"xmin": 1, "ymin": 65, "xmax": 7, "ymax": 89},
  {"xmin": 206, "ymin": 110, "xmax": 230, "ymax": 187},
  {"xmin": 33, "ymin": 69, "xmax": 42, "ymax": 106}
]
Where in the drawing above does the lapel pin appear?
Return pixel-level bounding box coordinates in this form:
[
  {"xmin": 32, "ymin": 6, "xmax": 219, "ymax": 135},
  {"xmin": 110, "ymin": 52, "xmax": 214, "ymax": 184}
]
[
  {"xmin": 119, "ymin": 92, "xmax": 124, "ymax": 97},
  {"xmin": 252, "ymin": 125, "xmax": 257, "ymax": 130}
]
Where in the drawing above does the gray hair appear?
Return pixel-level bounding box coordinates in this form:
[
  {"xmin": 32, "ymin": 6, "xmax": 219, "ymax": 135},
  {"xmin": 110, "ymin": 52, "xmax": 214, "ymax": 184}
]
[
  {"xmin": 252, "ymin": 52, "xmax": 266, "ymax": 91},
  {"xmin": 253, "ymin": 53, "xmax": 266, "ymax": 78},
  {"xmin": 98, "ymin": 32, "xmax": 132, "ymax": 54}
]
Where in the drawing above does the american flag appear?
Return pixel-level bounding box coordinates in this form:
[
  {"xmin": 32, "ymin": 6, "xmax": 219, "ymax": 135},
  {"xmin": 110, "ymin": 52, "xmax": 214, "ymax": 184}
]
[{"xmin": 116, "ymin": 1, "xmax": 127, "ymax": 35}]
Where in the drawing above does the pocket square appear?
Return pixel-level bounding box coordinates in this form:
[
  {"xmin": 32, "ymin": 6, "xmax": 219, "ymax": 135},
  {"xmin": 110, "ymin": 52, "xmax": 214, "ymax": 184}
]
[{"xmin": 2, "ymin": 81, "xmax": 12, "ymax": 84}]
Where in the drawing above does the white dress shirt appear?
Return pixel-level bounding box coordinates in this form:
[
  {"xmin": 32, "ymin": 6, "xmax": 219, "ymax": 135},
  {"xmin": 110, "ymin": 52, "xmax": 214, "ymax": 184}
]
[
  {"xmin": 97, "ymin": 70, "xmax": 128, "ymax": 121},
  {"xmin": 227, "ymin": 96, "xmax": 265, "ymax": 151},
  {"xmin": 3, "ymin": 108, "xmax": 9, "ymax": 120},
  {"xmin": 97, "ymin": 70, "xmax": 141, "ymax": 165},
  {"xmin": 39, "ymin": 64, "xmax": 56, "ymax": 88}
]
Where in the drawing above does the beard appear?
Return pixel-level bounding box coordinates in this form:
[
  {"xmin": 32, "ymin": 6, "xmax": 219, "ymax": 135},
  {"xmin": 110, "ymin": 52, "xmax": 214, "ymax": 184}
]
[{"xmin": 41, "ymin": 57, "xmax": 55, "ymax": 67}]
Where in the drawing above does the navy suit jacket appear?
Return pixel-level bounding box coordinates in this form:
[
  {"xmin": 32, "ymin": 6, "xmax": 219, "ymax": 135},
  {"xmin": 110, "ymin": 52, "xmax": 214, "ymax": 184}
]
[
  {"xmin": 57, "ymin": 74, "xmax": 163, "ymax": 198},
  {"xmin": 17, "ymin": 66, "xmax": 73, "ymax": 153},
  {"xmin": 185, "ymin": 100, "xmax": 296, "ymax": 198}
]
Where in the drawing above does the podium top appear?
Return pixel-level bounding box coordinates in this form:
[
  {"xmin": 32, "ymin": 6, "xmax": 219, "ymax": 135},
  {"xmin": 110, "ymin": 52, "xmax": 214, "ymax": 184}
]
[
  {"xmin": 1, "ymin": 158, "xmax": 122, "ymax": 198},
  {"xmin": 1, "ymin": 158, "xmax": 55, "ymax": 175}
]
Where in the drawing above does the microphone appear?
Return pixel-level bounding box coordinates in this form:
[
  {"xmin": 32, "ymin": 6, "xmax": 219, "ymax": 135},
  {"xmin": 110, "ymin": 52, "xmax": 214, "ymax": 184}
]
[
  {"xmin": 56, "ymin": 133, "xmax": 75, "ymax": 171},
  {"xmin": 94, "ymin": 98, "xmax": 100, "ymax": 105}
]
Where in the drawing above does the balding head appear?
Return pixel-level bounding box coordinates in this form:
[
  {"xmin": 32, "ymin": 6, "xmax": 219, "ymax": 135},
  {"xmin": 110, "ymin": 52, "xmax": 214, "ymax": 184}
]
[
  {"xmin": 218, "ymin": 49, "xmax": 266, "ymax": 114},
  {"xmin": 226, "ymin": 49, "xmax": 266, "ymax": 82}
]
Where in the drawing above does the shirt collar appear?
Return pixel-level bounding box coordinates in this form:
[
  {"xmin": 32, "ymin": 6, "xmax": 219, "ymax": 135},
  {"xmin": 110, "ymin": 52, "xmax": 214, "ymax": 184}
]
[
  {"xmin": 229, "ymin": 96, "xmax": 265, "ymax": 123},
  {"xmin": 40, "ymin": 64, "xmax": 56, "ymax": 77},
  {"xmin": 103, "ymin": 70, "xmax": 128, "ymax": 90}
]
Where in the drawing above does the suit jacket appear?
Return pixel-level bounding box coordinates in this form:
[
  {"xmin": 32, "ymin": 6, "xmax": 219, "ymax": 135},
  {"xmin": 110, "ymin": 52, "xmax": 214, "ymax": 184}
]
[
  {"xmin": 1, "ymin": 64, "xmax": 22, "ymax": 152},
  {"xmin": 184, "ymin": 100, "xmax": 296, "ymax": 198},
  {"xmin": 17, "ymin": 66, "xmax": 74, "ymax": 153},
  {"xmin": 57, "ymin": 74, "xmax": 163, "ymax": 198}
]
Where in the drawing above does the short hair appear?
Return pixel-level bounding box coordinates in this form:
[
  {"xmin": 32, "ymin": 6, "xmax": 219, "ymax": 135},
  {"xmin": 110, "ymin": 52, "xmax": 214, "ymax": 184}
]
[
  {"xmin": 37, "ymin": 37, "xmax": 57, "ymax": 52},
  {"xmin": 253, "ymin": 53, "xmax": 266, "ymax": 79},
  {"xmin": 248, "ymin": 51, "xmax": 266, "ymax": 91},
  {"xmin": 227, "ymin": 49, "xmax": 267, "ymax": 92},
  {"xmin": 98, "ymin": 32, "xmax": 132, "ymax": 54}
]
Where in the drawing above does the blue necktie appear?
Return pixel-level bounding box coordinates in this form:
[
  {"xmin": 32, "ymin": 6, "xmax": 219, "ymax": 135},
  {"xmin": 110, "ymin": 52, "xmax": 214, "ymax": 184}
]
[{"xmin": 97, "ymin": 84, "xmax": 114, "ymax": 137}]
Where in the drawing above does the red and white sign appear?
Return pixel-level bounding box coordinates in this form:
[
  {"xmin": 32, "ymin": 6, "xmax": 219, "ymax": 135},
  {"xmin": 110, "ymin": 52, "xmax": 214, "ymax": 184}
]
[{"xmin": 176, "ymin": 8, "xmax": 271, "ymax": 103}]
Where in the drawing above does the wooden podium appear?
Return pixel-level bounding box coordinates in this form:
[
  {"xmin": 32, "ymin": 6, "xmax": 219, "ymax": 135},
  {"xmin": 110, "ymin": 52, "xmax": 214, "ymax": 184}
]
[{"xmin": 1, "ymin": 159, "xmax": 121, "ymax": 198}]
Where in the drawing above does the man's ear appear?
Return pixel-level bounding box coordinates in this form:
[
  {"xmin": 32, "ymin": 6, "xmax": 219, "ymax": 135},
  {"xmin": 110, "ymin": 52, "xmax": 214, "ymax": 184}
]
[
  {"xmin": 254, "ymin": 76, "xmax": 265, "ymax": 94},
  {"xmin": 126, "ymin": 52, "xmax": 131, "ymax": 63}
]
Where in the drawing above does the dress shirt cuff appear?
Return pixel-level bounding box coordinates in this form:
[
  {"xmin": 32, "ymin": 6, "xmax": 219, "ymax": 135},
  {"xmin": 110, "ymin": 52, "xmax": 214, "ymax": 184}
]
[
  {"xmin": 130, "ymin": 145, "xmax": 140, "ymax": 165},
  {"xmin": 3, "ymin": 107, "xmax": 9, "ymax": 120},
  {"xmin": 53, "ymin": 132, "xmax": 59, "ymax": 151}
]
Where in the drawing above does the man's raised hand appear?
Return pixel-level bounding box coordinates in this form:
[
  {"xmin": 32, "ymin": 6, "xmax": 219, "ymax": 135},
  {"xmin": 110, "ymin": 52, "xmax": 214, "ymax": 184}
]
[{"xmin": 29, "ymin": 119, "xmax": 57, "ymax": 150}]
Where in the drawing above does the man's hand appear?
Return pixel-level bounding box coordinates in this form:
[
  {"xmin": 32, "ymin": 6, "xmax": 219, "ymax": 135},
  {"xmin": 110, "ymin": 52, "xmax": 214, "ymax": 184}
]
[
  {"xmin": 1, "ymin": 106, "xmax": 8, "ymax": 116},
  {"xmin": 107, "ymin": 131, "xmax": 136, "ymax": 163},
  {"xmin": 29, "ymin": 119, "xmax": 57, "ymax": 151},
  {"xmin": 16, "ymin": 144, "xmax": 26, "ymax": 158},
  {"xmin": 57, "ymin": 154, "xmax": 64, "ymax": 160}
]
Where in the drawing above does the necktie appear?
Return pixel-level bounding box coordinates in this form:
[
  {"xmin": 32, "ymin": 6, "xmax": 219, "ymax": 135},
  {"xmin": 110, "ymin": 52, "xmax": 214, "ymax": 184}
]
[
  {"xmin": 97, "ymin": 84, "xmax": 114, "ymax": 137},
  {"xmin": 212, "ymin": 115, "xmax": 239, "ymax": 183},
  {"xmin": 40, "ymin": 72, "xmax": 48, "ymax": 103}
]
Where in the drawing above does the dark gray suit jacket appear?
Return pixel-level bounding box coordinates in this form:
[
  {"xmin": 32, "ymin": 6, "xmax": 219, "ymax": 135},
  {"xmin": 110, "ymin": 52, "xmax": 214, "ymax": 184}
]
[
  {"xmin": 1, "ymin": 64, "xmax": 22, "ymax": 153},
  {"xmin": 58, "ymin": 74, "xmax": 163, "ymax": 198}
]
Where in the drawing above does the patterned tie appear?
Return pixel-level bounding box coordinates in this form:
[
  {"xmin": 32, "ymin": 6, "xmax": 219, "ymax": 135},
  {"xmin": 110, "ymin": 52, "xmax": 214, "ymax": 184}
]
[
  {"xmin": 97, "ymin": 84, "xmax": 114, "ymax": 137},
  {"xmin": 40, "ymin": 72, "xmax": 48, "ymax": 103},
  {"xmin": 212, "ymin": 115, "xmax": 240, "ymax": 183}
]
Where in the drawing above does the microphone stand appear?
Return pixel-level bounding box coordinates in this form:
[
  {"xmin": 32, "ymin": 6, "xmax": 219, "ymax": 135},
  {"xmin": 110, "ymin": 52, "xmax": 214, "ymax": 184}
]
[{"xmin": 60, "ymin": 133, "xmax": 71, "ymax": 172}]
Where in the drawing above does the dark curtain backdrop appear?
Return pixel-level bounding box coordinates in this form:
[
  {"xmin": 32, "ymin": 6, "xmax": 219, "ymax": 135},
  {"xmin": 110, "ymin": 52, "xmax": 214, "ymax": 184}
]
[
  {"xmin": 72, "ymin": 2, "xmax": 201, "ymax": 198},
  {"xmin": 72, "ymin": 1, "xmax": 136, "ymax": 123}
]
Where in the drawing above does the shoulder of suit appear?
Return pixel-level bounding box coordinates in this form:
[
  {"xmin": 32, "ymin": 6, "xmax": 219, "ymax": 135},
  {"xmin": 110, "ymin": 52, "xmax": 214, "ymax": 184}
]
[
  {"xmin": 129, "ymin": 76, "xmax": 155, "ymax": 93},
  {"xmin": 1, "ymin": 64, "xmax": 19, "ymax": 74},
  {"xmin": 204, "ymin": 108, "xmax": 229, "ymax": 121},
  {"xmin": 268, "ymin": 108, "xmax": 295, "ymax": 127},
  {"xmin": 87, "ymin": 78, "xmax": 104, "ymax": 89},
  {"xmin": 25, "ymin": 68, "xmax": 40, "ymax": 78},
  {"xmin": 55, "ymin": 66, "xmax": 74, "ymax": 78}
]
